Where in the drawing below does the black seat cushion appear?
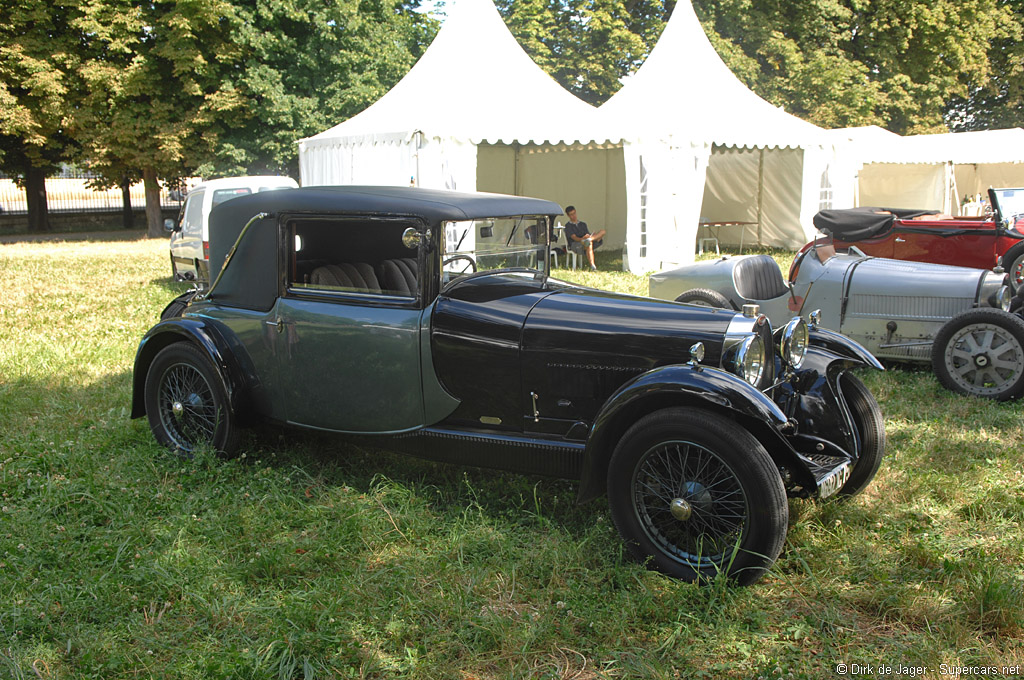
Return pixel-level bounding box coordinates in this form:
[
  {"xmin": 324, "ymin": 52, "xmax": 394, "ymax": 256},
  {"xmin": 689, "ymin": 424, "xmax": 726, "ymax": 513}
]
[
  {"xmin": 733, "ymin": 255, "xmax": 789, "ymax": 301},
  {"xmin": 311, "ymin": 262, "xmax": 382, "ymax": 293},
  {"xmin": 377, "ymin": 258, "xmax": 418, "ymax": 296}
]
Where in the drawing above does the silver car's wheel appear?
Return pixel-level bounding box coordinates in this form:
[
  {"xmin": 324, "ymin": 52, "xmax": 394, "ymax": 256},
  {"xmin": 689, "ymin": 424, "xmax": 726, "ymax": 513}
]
[
  {"xmin": 674, "ymin": 288, "xmax": 733, "ymax": 309},
  {"xmin": 1007, "ymin": 246, "xmax": 1024, "ymax": 294},
  {"xmin": 932, "ymin": 309, "xmax": 1024, "ymax": 401}
]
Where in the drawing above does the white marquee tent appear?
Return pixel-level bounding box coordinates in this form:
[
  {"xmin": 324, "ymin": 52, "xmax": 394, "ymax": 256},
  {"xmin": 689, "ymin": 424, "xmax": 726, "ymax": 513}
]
[
  {"xmin": 298, "ymin": 0, "xmax": 630, "ymax": 248},
  {"xmin": 299, "ymin": 0, "xmax": 842, "ymax": 273},
  {"xmin": 833, "ymin": 127, "xmax": 1024, "ymax": 214},
  {"xmin": 598, "ymin": 0, "xmax": 852, "ymax": 271}
]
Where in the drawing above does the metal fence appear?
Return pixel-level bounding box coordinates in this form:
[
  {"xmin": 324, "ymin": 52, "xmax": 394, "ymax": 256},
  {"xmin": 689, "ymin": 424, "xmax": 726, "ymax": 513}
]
[{"xmin": 0, "ymin": 177, "xmax": 185, "ymax": 215}]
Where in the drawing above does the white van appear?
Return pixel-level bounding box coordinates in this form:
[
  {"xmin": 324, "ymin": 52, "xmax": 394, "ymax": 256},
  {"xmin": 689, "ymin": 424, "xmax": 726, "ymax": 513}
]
[{"xmin": 167, "ymin": 176, "xmax": 299, "ymax": 283}]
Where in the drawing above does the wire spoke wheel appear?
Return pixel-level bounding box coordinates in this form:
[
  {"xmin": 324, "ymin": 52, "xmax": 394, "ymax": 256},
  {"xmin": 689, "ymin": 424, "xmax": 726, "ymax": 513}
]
[
  {"xmin": 607, "ymin": 408, "xmax": 787, "ymax": 585},
  {"xmin": 144, "ymin": 342, "xmax": 240, "ymax": 457},
  {"xmin": 157, "ymin": 362, "xmax": 218, "ymax": 451},
  {"xmin": 632, "ymin": 441, "xmax": 748, "ymax": 568}
]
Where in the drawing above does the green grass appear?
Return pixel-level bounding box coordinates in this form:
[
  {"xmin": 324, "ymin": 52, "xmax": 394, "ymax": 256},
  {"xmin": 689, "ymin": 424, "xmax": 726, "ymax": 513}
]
[{"xmin": 1, "ymin": 238, "xmax": 1023, "ymax": 678}]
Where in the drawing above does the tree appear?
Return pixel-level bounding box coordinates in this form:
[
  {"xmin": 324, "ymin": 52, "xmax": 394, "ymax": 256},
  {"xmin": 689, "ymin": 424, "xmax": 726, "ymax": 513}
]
[
  {"xmin": 74, "ymin": 0, "xmax": 244, "ymax": 237},
  {"xmin": 496, "ymin": 0, "xmax": 670, "ymax": 105},
  {"xmin": 0, "ymin": 0, "xmax": 83, "ymax": 231},
  {"xmin": 199, "ymin": 0, "xmax": 435, "ymax": 178},
  {"xmin": 691, "ymin": 0, "xmax": 1020, "ymax": 134},
  {"xmin": 946, "ymin": 0, "xmax": 1024, "ymax": 130}
]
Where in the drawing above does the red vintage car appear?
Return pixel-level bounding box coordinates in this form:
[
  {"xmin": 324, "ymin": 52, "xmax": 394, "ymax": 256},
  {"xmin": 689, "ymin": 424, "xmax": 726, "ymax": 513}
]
[{"xmin": 805, "ymin": 187, "xmax": 1024, "ymax": 292}]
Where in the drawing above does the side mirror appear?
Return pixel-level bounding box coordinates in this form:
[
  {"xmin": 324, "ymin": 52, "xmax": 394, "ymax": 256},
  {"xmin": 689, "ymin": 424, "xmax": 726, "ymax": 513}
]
[
  {"xmin": 164, "ymin": 218, "xmax": 177, "ymax": 233},
  {"xmin": 402, "ymin": 227, "xmax": 424, "ymax": 250}
]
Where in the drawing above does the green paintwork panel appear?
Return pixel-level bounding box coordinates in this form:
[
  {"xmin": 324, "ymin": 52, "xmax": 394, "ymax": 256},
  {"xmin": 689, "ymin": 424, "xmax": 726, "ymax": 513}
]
[{"xmin": 275, "ymin": 297, "xmax": 425, "ymax": 433}]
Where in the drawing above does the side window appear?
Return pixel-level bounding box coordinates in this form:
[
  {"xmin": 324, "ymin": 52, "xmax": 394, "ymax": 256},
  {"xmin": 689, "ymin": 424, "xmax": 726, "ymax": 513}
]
[
  {"xmin": 182, "ymin": 192, "xmax": 204, "ymax": 233},
  {"xmin": 211, "ymin": 187, "xmax": 252, "ymax": 208},
  {"xmin": 287, "ymin": 218, "xmax": 421, "ymax": 301}
]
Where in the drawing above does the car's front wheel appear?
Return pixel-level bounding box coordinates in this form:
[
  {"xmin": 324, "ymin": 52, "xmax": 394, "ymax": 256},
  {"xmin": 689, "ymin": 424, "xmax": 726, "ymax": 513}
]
[
  {"xmin": 837, "ymin": 373, "xmax": 885, "ymax": 496},
  {"xmin": 932, "ymin": 308, "xmax": 1024, "ymax": 400},
  {"xmin": 144, "ymin": 342, "xmax": 240, "ymax": 456},
  {"xmin": 1003, "ymin": 243, "xmax": 1024, "ymax": 294},
  {"xmin": 607, "ymin": 408, "xmax": 787, "ymax": 585}
]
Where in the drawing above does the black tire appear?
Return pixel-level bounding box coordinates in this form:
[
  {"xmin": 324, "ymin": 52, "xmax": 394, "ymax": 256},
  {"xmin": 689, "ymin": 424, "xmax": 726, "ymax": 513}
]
[
  {"xmin": 674, "ymin": 288, "xmax": 734, "ymax": 309},
  {"xmin": 607, "ymin": 408, "xmax": 788, "ymax": 585},
  {"xmin": 160, "ymin": 290, "xmax": 198, "ymax": 320},
  {"xmin": 837, "ymin": 373, "xmax": 885, "ymax": 496},
  {"xmin": 931, "ymin": 308, "xmax": 1024, "ymax": 401},
  {"xmin": 1003, "ymin": 243, "xmax": 1024, "ymax": 294},
  {"xmin": 144, "ymin": 343, "xmax": 240, "ymax": 456}
]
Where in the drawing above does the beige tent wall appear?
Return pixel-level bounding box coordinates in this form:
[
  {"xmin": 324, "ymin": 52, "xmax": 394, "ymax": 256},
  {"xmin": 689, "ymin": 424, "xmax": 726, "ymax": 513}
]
[
  {"xmin": 698, "ymin": 146, "xmax": 805, "ymax": 249},
  {"xmin": 477, "ymin": 143, "xmax": 627, "ymax": 249},
  {"xmin": 954, "ymin": 163, "xmax": 1024, "ymax": 200},
  {"xmin": 857, "ymin": 162, "xmax": 947, "ymax": 210}
]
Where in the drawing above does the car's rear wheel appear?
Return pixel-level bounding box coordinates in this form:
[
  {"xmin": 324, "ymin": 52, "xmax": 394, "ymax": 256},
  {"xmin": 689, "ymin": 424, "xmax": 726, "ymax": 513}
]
[
  {"xmin": 607, "ymin": 408, "xmax": 787, "ymax": 585},
  {"xmin": 144, "ymin": 342, "xmax": 240, "ymax": 456},
  {"xmin": 932, "ymin": 308, "xmax": 1024, "ymax": 401},
  {"xmin": 837, "ymin": 373, "xmax": 885, "ymax": 496},
  {"xmin": 674, "ymin": 288, "xmax": 733, "ymax": 309}
]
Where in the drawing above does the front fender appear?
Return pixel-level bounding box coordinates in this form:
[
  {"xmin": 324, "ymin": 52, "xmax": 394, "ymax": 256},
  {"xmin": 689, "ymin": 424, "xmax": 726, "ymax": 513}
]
[
  {"xmin": 780, "ymin": 346, "xmax": 863, "ymax": 461},
  {"xmin": 130, "ymin": 318, "xmax": 251, "ymax": 420},
  {"xmin": 577, "ymin": 364, "xmax": 790, "ymax": 502},
  {"xmin": 810, "ymin": 327, "xmax": 884, "ymax": 370}
]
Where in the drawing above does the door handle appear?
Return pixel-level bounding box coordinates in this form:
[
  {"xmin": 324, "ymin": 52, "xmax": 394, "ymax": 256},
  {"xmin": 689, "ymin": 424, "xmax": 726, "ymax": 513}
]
[
  {"xmin": 266, "ymin": 318, "xmax": 285, "ymax": 333},
  {"xmin": 895, "ymin": 237, "xmax": 906, "ymax": 243}
]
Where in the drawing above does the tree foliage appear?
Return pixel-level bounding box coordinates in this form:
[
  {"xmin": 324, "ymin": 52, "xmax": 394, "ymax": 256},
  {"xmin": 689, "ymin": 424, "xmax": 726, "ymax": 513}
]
[
  {"xmin": 200, "ymin": 0, "xmax": 433, "ymax": 178},
  {"xmin": 497, "ymin": 0, "xmax": 671, "ymax": 105},
  {"xmin": 691, "ymin": 0, "xmax": 1022, "ymax": 134},
  {"xmin": 0, "ymin": 0, "xmax": 84, "ymax": 229}
]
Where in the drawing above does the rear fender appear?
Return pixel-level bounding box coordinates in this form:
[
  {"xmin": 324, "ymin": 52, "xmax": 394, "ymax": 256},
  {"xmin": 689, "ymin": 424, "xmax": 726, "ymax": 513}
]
[
  {"xmin": 577, "ymin": 364, "xmax": 814, "ymax": 502},
  {"xmin": 130, "ymin": 318, "xmax": 253, "ymax": 421}
]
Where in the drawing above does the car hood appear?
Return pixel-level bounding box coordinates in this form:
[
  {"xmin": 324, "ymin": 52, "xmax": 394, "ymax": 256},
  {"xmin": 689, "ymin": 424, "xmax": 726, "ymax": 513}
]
[
  {"xmin": 829, "ymin": 254, "xmax": 986, "ymax": 299},
  {"xmin": 523, "ymin": 283, "xmax": 736, "ymax": 367}
]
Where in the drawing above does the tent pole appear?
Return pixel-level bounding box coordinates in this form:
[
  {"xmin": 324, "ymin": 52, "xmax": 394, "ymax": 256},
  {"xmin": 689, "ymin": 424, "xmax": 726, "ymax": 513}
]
[
  {"xmin": 756, "ymin": 148, "xmax": 765, "ymax": 247},
  {"xmin": 513, "ymin": 142, "xmax": 521, "ymax": 196},
  {"xmin": 414, "ymin": 130, "xmax": 422, "ymax": 187}
]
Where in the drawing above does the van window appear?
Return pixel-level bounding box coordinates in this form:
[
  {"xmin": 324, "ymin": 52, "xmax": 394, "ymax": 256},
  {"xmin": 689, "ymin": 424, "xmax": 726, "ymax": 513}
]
[
  {"xmin": 182, "ymin": 192, "xmax": 204, "ymax": 233},
  {"xmin": 211, "ymin": 187, "xmax": 252, "ymax": 208}
]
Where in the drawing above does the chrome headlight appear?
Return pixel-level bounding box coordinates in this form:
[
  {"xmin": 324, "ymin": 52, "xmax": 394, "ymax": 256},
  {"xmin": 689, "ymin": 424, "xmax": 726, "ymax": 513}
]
[
  {"xmin": 734, "ymin": 334, "xmax": 766, "ymax": 386},
  {"xmin": 778, "ymin": 317, "xmax": 809, "ymax": 369},
  {"xmin": 991, "ymin": 285, "xmax": 1011, "ymax": 312}
]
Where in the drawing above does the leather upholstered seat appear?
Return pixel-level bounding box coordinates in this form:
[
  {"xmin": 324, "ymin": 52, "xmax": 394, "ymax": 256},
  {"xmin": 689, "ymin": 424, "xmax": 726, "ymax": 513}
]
[
  {"xmin": 733, "ymin": 254, "xmax": 789, "ymax": 301},
  {"xmin": 377, "ymin": 258, "xmax": 418, "ymax": 296},
  {"xmin": 310, "ymin": 262, "xmax": 383, "ymax": 293}
]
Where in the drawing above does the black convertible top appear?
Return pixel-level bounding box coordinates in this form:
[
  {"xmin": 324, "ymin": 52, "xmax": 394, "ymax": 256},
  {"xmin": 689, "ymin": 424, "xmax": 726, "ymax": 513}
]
[
  {"xmin": 812, "ymin": 206, "xmax": 939, "ymax": 241},
  {"xmin": 206, "ymin": 186, "xmax": 564, "ymax": 311}
]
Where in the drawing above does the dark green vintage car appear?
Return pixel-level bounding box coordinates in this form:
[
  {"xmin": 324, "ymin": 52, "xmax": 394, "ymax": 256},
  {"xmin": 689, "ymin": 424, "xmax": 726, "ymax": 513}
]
[{"xmin": 133, "ymin": 186, "xmax": 886, "ymax": 585}]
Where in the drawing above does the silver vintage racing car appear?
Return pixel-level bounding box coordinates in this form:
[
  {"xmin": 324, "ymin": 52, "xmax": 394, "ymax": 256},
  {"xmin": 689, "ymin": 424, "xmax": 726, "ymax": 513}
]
[{"xmin": 650, "ymin": 243, "xmax": 1024, "ymax": 400}]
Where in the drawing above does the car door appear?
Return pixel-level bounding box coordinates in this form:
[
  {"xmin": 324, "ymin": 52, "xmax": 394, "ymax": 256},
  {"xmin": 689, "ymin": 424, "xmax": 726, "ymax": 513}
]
[
  {"xmin": 270, "ymin": 216, "xmax": 426, "ymax": 433},
  {"xmin": 892, "ymin": 217, "xmax": 998, "ymax": 270}
]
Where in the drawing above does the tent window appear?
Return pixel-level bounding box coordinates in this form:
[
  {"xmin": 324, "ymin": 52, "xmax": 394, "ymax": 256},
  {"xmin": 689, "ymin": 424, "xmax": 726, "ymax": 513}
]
[
  {"xmin": 639, "ymin": 156, "xmax": 649, "ymax": 259},
  {"xmin": 819, "ymin": 167, "xmax": 833, "ymax": 211}
]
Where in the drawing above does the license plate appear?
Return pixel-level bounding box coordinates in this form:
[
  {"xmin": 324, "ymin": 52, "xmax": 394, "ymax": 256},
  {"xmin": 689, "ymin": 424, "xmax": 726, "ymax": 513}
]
[{"xmin": 817, "ymin": 462, "xmax": 852, "ymax": 499}]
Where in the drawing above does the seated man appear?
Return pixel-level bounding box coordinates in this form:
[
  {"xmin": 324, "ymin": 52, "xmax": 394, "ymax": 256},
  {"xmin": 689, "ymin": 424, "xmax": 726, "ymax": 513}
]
[{"xmin": 564, "ymin": 205, "xmax": 606, "ymax": 271}]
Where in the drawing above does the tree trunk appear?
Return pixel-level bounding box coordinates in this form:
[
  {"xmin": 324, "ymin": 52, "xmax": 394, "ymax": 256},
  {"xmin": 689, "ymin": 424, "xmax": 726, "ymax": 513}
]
[
  {"xmin": 120, "ymin": 174, "xmax": 135, "ymax": 229},
  {"xmin": 143, "ymin": 167, "xmax": 163, "ymax": 238},
  {"xmin": 25, "ymin": 165, "xmax": 51, "ymax": 232}
]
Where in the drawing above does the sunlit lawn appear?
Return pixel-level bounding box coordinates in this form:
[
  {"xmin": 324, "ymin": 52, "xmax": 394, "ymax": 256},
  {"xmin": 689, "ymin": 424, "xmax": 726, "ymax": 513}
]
[{"xmin": 1, "ymin": 236, "xmax": 1022, "ymax": 678}]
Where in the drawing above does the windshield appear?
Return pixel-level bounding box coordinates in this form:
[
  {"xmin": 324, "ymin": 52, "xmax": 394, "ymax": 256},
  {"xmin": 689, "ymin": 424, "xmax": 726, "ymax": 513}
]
[
  {"xmin": 993, "ymin": 188, "xmax": 1024, "ymax": 226},
  {"xmin": 443, "ymin": 216, "xmax": 552, "ymax": 276}
]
